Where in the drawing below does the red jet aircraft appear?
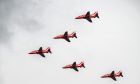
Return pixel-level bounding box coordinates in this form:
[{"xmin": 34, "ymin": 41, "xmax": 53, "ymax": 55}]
[
  {"xmin": 29, "ymin": 47, "xmax": 52, "ymax": 57},
  {"xmin": 53, "ymin": 31, "xmax": 77, "ymax": 42},
  {"xmin": 63, "ymin": 61, "xmax": 85, "ymax": 72},
  {"xmin": 75, "ymin": 11, "xmax": 99, "ymax": 23},
  {"xmin": 101, "ymin": 71, "xmax": 123, "ymax": 81}
]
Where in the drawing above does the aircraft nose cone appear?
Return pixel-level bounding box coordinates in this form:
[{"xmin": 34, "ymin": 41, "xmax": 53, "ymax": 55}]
[
  {"xmin": 75, "ymin": 17, "xmax": 79, "ymax": 19},
  {"xmin": 75, "ymin": 17, "xmax": 78, "ymax": 19},
  {"xmin": 28, "ymin": 52, "xmax": 32, "ymax": 54},
  {"xmin": 62, "ymin": 66, "xmax": 67, "ymax": 68},
  {"xmin": 54, "ymin": 36, "xmax": 59, "ymax": 39},
  {"xmin": 53, "ymin": 37, "xmax": 57, "ymax": 39},
  {"xmin": 62, "ymin": 67, "xmax": 65, "ymax": 69},
  {"xmin": 101, "ymin": 76, "xmax": 104, "ymax": 78}
]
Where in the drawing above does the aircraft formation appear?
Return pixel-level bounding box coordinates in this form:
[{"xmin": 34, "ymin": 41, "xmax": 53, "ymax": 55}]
[{"xmin": 28, "ymin": 11, "xmax": 124, "ymax": 81}]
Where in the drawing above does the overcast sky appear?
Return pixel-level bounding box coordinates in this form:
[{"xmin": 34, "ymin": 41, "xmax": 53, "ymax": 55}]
[{"xmin": 0, "ymin": 0, "xmax": 140, "ymax": 84}]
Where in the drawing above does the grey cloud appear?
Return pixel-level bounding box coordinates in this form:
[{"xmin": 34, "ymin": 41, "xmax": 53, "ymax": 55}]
[
  {"xmin": 0, "ymin": 25, "xmax": 12, "ymax": 43},
  {"xmin": 124, "ymin": 0, "xmax": 140, "ymax": 10},
  {"xmin": 0, "ymin": 0, "xmax": 14, "ymax": 44},
  {"xmin": 0, "ymin": 0, "xmax": 52, "ymax": 44}
]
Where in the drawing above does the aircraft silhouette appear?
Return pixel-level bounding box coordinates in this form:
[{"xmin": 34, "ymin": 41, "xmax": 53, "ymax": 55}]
[
  {"xmin": 101, "ymin": 71, "xmax": 123, "ymax": 81},
  {"xmin": 63, "ymin": 61, "xmax": 85, "ymax": 72},
  {"xmin": 75, "ymin": 11, "xmax": 99, "ymax": 23},
  {"xmin": 29, "ymin": 47, "xmax": 52, "ymax": 57},
  {"xmin": 54, "ymin": 31, "xmax": 77, "ymax": 42}
]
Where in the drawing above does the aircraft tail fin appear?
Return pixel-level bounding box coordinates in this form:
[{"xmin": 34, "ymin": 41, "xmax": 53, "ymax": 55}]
[
  {"xmin": 46, "ymin": 47, "xmax": 52, "ymax": 54},
  {"xmin": 80, "ymin": 61, "xmax": 85, "ymax": 68},
  {"xmin": 95, "ymin": 12, "xmax": 99, "ymax": 18},
  {"xmin": 71, "ymin": 32, "xmax": 77, "ymax": 38},
  {"xmin": 118, "ymin": 71, "xmax": 123, "ymax": 77}
]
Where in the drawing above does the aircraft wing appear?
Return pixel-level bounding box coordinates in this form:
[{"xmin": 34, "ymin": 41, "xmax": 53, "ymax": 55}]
[
  {"xmin": 64, "ymin": 31, "xmax": 68, "ymax": 37},
  {"xmin": 63, "ymin": 31, "xmax": 70, "ymax": 42},
  {"xmin": 64, "ymin": 38, "xmax": 70, "ymax": 42},
  {"xmin": 111, "ymin": 71, "xmax": 115, "ymax": 76},
  {"xmin": 39, "ymin": 53, "xmax": 45, "ymax": 57},
  {"xmin": 85, "ymin": 11, "xmax": 92, "ymax": 22},
  {"xmin": 111, "ymin": 76, "xmax": 117, "ymax": 81},
  {"xmin": 86, "ymin": 18, "xmax": 92, "ymax": 23},
  {"xmin": 110, "ymin": 71, "xmax": 116, "ymax": 81},
  {"xmin": 85, "ymin": 11, "xmax": 90, "ymax": 17},
  {"xmin": 73, "ymin": 67, "xmax": 79, "ymax": 72},
  {"xmin": 38, "ymin": 47, "xmax": 43, "ymax": 52},
  {"xmin": 72, "ymin": 62, "xmax": 78, "ymax": 71}
]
